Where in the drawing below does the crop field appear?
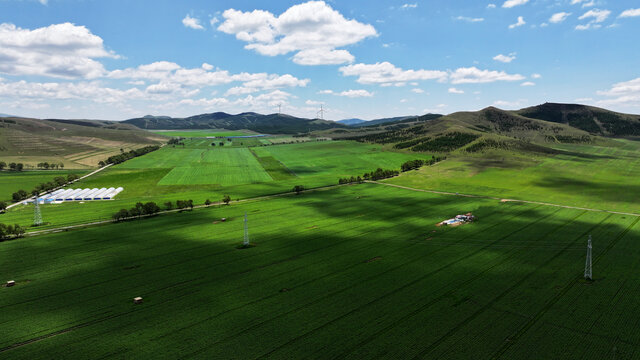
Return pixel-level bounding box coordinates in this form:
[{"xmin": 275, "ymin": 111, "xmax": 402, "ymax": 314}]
[
  {"xmin": 151, "ymin": 130, "xmax": 251, "ymax": 137},
  {"xmin": 1, "ymin": 183, "xmax": 639, "ymax": 359},
  {"xmin": 0, "ymin": 141, "xmax": 423, "ymax": 230},
  {"xmin": 0, "ymin": 170, "xmax": 86, "ymax": 202},
  {"xmin": 387, "ymin": 139, "xmax": 640, "ymax": 213}
]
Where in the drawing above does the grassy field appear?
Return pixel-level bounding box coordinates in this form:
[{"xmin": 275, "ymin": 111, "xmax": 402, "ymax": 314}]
[
  {"xmin": 0, "ymin": 141, "xmax": 425, "ymax": 230},
  {"xmin": 151, "ymin": 130, "xmax": 252, "ymax": 137},
  {"xmin": 0, "ymin": 170, "xmax": 87, "ymax": 202},
  {"xmin": 386, "ymin": 139, "xmax": 640, "ymax": 213},
  {"xmin": 1, "ymin": 183, "xmax": 638, "ymax": 359}
]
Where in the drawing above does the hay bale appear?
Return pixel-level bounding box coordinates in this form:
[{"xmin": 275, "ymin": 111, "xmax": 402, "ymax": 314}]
[
  {"xmin": 221, "ymin": 218, "xmax": 227, "ymax": 222},
  {"xmin": 133, "ymin": 297, "xmax": 143, "ymax": 304},
  {"xmin": 6, "ymin": 280, "xmax": 15, "ymax": 287}
]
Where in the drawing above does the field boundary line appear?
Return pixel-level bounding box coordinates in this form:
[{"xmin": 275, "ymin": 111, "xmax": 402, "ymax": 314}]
[{"xmin": 367, "ymin": 180, "xmax": 640, "ymax": 217}]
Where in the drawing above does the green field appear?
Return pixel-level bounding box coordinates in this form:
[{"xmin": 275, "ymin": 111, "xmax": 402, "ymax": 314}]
[
  {"xmin": 1, "ymin": 184, "xmax": 638, "ymax": 359},
  {"xmin": 151, "ymin": 130, "xmax": 252, "ymax": 137},
  {"xmin": 0, "ymin": 170, "xmax": 86, "ymax": 202},
  {"xmin": 385, "ymin": 139, "xmax": 640, "ymax": 213},
  {"xmin": 0, "ymin": 141, "xmax": 426, "ymax": 230}
]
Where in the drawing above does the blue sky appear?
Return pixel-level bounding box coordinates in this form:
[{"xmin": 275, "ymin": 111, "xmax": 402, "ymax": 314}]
[{"xmin": 0, "ymin": 0, "xmax": 639, "ymax": 120}]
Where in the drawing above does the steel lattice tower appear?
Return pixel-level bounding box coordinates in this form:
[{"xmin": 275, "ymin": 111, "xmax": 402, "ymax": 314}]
[
  {"xmin": 584, "ymin": 235, "xmax": 592, "ymax": 280},
  {"xmin": 243, "ymin": 212, "xmax": 249, "ymax": 246},
  {"xmin": 33, "ymin": 197, "xmax": 43, "ymax": 226}
]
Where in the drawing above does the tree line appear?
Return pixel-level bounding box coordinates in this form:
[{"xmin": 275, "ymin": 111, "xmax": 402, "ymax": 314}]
[
  {"xmin": 112, "ymin": 195, "xmax": 233, "ymax": 222},
  {"xmin": 98, "ymin": 145, "xmax": 160, "ymax": 167},
  {"xmin": 36, "ymin": 162, "xmax": 65, "ymax": 170},
  {"xmin": 339, "ymin": 157, "xmax": 445, "ymax": 185},
  {"xmin": 11, "ymin": 173, "xmax": 80, "ymax": 202},
  {"xmin": 0, "ymin": 162, "xmax": 24, "ymax": 171},
  {"xmin": 0, "ymin": 223, "xmax": 25, "ymax": 241}
]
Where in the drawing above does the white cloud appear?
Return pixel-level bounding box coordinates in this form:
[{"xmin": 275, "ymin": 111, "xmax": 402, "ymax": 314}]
[
  {"xmin": 521, "ymin": 81, "xmax": 535, "ymax": 86},
  {"xmin": 182, "ymin": 15, "xmax": 205, "ymax": 30},
  {"xmin": 455, "ymin": 16, "xmax": 485, "ymax": 23},
  {"xmin": 549, "ymin": 12, "xmax": 572, "ymax": 23},
  {"xmin": 596, "ymin": 77, "xmax": 640, "ymax": 107},
  {"xmin": 502, "ymin": 0, "xmax": 528, "ymax": 8},
  {"xmin": 38, "ymin": 0, "xmax": 48, "ymax": 4},
  {"xmin": 401, "ymin": 3, "xmax": 418, "ymax": 9},
  {"xmin": 487, "ymin": 4, "xmax": 497, "ymax": 9},
  {"xmin": 292, "ymin": 48, "xmax": 355, "ymax": 65},
  {"xmin": 0, "ymin": 22, "xmax": 116, "ymax": 79},
  {"xmin": 449, "ymin": 67, "xmax": 525, "ymax": 84},
  {"xmin": 411, "ymin": 88, "xmax": 425, "ymax": 93},
  {"xmin": 619, "ymin": 9, "xmax": 640, "ymax": 18},
  {"xmin": 509, "ymin": 16, "xmax": 526, "ymax": 29},
  {"xmin": 492, "ymin": 99, "xmax": 528, "ymax": 108},
  {"xmin": 210, "ymin": 17, "xmax": 220, "ymax": 26},
  {"xmin": 318, "ymin": 89, "xmax": 373, "ymax": 97},
  {"xmin": 0, "ymin": 78, "xmax": 145, "ymax": 103},
  {"xmin": 305, "ymin": 99, "xmax": 324, "ymax": 105},
  {"xmin": 448, "ymin": 87, "xmax": 464, "ymax": 94},
  {"xmin": 576, "ymin": 9, "xmax": 611, "ymax": 29},
  {"xmin": 217, "ymin": 1, "xmax": 377, "ymax": 65},
  {"xmin": 339, "ymin": 62, "xmax": 447, "ymax": 86},
  {"xmin": 339, "ymin": 89, "xmax": 373, "ymax": 97},
  {"xmin": 572, "ymin": 0, "xmax": 595, "ymax": 7},
  {"xmin": 493, "ymin": 53, "xmax": 516, "ymax": 63}
]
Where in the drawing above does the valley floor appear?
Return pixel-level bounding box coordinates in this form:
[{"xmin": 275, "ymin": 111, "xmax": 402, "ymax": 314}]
[{"xmin": 1, "ymin": 184, "xmax": 639, "ymax": 359}]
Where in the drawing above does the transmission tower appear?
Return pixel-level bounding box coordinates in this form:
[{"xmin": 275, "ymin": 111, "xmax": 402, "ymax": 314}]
[
  {"xmin": 33, "ymin": 197, "xmax": 43, "ymax": 226},
  {"xmin": 243, "ymin": 212, "xmax": 249, "ymax": 246},
  {"xmin": 584, "ymin": 235, "xmax": 592, "ymax": 280},
  {"xmin": 278, "ymin": 104, "xmax": 282, "ymax": 114},
  {"xmin": 316, "ymin": 105, "xmax": 325, "ymax": 120}
]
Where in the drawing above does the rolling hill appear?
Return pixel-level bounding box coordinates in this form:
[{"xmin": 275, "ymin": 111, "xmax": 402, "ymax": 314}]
[
  {"xmin": 0, "ymin": 117, "xmax": 165, "ymax": 169},
  {"xmin": 340, "ymin": 105, "xmax": 603, "ymax": 155},
  {"xmin": 124, "ymin": 112, "xmax": 346, "ymax": 134},
  {"xmin": 517, "ymin": 102, "xmax": 640, "ymax": 136},
  {"xmin": 336, "ymin": 118, "xmax": 366, "ymax": 126}
]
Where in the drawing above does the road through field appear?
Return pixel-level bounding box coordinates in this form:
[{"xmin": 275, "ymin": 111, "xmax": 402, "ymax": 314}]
[{"xmin": 368, "ymin": 180, "xmax": 640, "ymax": 217}]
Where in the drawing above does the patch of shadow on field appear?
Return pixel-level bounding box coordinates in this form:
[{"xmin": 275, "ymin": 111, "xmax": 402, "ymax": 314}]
[
  {"xmin": 531, "ymin": 175, "xmax": 640, "ymax": 208},
  {"xmin": 7, "ymin": 191, "xmax": 637, "ymax": 358}
]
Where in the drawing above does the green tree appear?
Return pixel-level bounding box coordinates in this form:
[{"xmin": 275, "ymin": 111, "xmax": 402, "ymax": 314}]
[
  {"xmin": 16, "ymin": 163, "xmax": 23, "ymax": 171},
  {"xmin": 142, "ymin": 202, "xmax": 160, "ymax": 215},
  {"xmin": 293, "ymin": 185, "xmax": 305, "ymax": 195},
  {"xmin": 164, "ymin": 201, "xmax": 173, "ymax": 210},
  {"xmin": 9, "ymin": 162, "xmax": 16, "ymax": 170},
  {"xmin": 222, "ymin": 195, "xmax": 231, "ymax": 205},
  {"xmin": 113, "ymin": 209, "xmax": 130, "ymax": 221},
  {"xmin": 0, "ymin": 201, "xmax": 7, "ymax": 212},
  {"xmin": 0, "ymin": 161, "xmax": 6, "ymax": 170},
  {"xmin": 204, "ymin": 199, "xmax": 212, "ymax": 206}
]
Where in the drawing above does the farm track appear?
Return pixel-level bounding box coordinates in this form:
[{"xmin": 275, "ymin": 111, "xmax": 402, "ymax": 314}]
[{"xmin": 369, "ymin": 181, "xmax": 640, "ymax": 217}]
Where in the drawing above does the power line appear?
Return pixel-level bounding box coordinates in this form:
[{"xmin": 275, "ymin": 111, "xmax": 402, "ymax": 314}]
[
  {"xmin": 584, "ymin": 235, "xmax": 592, "ymax": 280},
  {"xmin": 33, "ymin": 196, "xmax": 43, "ymax": 226}
]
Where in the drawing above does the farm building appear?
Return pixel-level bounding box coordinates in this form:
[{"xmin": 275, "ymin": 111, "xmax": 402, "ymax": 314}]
[{"xmin": 26, "ymin": 187, "xmax": 124, "ymax": 204}]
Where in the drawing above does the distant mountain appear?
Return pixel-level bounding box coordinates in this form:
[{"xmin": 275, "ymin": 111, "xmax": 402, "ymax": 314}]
[
  {"xmin": 337, "ymin": 118, "xmax": 367, "ymax": 126},
  {"xmin": 124, "ymin": 112, "xmax": 347, "ymax": 134},
  {"xmin": 516, "ymin": 103, "xmax": 640, "ymax": 136},
  {"xmin": 0, "ymin": 113, "xmax": 17, "ymax": 118}
]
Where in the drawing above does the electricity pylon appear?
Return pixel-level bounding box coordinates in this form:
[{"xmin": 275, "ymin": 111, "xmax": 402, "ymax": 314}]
[
  {"xmin": 243, "ymin": 212, "xmax": 249, "ymax": 247},
  {"xmin": 584, "ymin": 235, "xmax": 592, "ymax": 280},
  {"xmin": 33, "ymin": 197, "xmax": 43, "ymax": 226}
]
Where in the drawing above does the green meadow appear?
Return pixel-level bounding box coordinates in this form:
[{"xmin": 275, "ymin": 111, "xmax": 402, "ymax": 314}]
[
  {"xmin": 386, "ymin": 139, "xmax": 640, "ymax": 213},
  {"xmin": 0, "ymin": 141, "xmax": 425, "ymax": 229},
  {"xmin": 0, "ymin": 170, "xmax": 86, "ymax": 202},
  {"xmin": 1, "ymin": 184, "xmax": 639, "ymax": 359}
]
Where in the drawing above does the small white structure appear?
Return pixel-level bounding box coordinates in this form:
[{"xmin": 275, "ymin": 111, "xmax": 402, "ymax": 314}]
[
  {"xmin": 6, "ymin": 280, "xmax": 15, "ymax": 287},
  {"xmin": 133, "ymin": 296, "xmax": 143, "ymax": 304},
  {"xmin": 26, "ymin": 187, "xmax": 124, "ymax": 204}
]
